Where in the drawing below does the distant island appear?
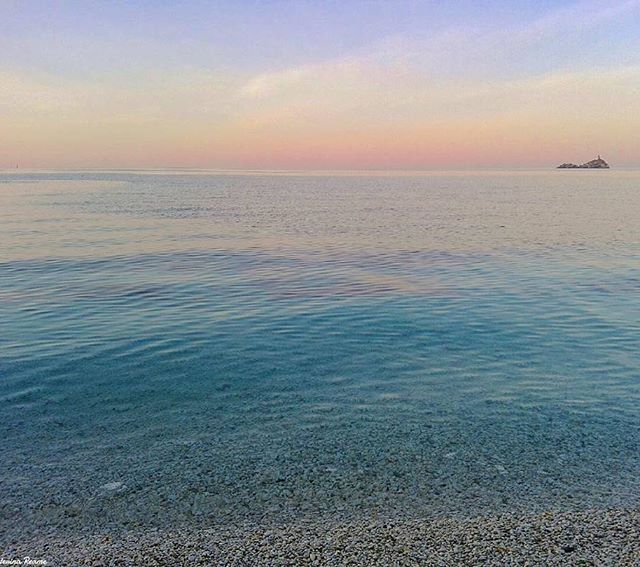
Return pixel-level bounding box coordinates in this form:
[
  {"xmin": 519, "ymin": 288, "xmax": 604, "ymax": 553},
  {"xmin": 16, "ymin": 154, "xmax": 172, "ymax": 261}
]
[{"xmin": 557, "ymin": 155, "xmax": 609, "ymax": 169}]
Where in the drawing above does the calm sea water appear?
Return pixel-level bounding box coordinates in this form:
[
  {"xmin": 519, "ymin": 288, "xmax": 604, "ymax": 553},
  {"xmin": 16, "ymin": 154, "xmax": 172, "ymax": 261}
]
[{"xmin": 1, "ymin": 170, "xmax": 639, "ymax": 539}]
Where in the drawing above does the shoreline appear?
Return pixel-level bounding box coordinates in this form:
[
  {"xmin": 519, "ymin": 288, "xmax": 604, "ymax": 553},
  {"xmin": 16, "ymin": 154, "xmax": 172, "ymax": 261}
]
[{"xmin": 4, "ymin": 508, "xmax": 639, "ymax": 566}]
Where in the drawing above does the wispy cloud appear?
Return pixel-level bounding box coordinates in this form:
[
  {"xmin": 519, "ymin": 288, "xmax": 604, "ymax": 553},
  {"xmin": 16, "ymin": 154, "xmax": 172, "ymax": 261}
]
[{"xmin": 239, "ymin": 0, "xmax": 640, "ymax": 101}]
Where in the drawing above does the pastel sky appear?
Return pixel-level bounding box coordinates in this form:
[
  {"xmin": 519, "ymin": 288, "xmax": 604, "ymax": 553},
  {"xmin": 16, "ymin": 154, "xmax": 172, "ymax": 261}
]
[{"xmin": 2, "ymin": 0, "xmax": 640, "ymax": 169}]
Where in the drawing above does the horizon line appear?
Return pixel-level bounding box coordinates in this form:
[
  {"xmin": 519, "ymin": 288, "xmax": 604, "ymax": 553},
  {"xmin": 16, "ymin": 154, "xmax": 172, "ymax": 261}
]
[{"xmin": 1, "ymin": 165, "xmax": 636, "ymax": 175}]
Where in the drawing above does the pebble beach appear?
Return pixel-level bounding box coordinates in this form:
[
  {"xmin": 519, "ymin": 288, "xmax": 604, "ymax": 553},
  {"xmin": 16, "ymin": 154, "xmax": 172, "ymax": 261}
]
[{"xmin": 5, "ymin": 509, "xmax": 639, "ymax": 566}]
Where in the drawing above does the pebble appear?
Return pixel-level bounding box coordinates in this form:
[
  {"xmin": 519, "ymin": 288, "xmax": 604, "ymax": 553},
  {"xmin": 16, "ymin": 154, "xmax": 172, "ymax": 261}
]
[{"xmin": 100, "ymin": 482, "xmax": 125, "ymax": 492}]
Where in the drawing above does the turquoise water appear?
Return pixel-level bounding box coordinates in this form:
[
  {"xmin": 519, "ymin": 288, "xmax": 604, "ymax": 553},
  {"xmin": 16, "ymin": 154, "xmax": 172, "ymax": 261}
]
[{"xmin": 1, "ymin": 170, "xmax": 639, "ymax": 539}]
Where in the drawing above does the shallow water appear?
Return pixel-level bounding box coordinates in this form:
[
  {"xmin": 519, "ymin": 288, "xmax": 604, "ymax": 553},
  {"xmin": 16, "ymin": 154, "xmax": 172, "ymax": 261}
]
[{"xmin": 1, "ymin": 170, "xmax": 639, "ymax": 538}]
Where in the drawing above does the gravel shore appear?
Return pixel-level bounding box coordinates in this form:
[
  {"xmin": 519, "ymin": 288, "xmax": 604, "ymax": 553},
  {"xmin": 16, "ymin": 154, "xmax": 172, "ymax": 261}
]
[{"xmin": 4, "ymin": 508, "xmax": 639, "ymax": 566}]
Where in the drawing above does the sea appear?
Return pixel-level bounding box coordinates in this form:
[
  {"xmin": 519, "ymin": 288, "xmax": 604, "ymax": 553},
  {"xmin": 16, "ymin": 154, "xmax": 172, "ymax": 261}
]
[{"xmin": 1, "ymin": 170, "xmax": 639, "ymax": 540}]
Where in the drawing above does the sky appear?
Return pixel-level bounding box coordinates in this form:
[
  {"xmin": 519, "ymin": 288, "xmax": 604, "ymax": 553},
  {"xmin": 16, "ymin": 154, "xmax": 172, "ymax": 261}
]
[{"xmin": 1, "ymin": 0, "xmax": 640, "ymax": 169}]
